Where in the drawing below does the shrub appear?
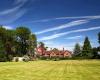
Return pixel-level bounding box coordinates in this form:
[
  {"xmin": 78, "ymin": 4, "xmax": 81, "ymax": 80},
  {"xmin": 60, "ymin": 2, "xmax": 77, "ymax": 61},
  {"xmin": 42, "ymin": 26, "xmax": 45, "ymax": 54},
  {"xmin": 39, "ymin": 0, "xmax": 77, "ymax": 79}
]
[{"xmin": 7, "ymin": 55, "xmax": 13, "ymax": 61}]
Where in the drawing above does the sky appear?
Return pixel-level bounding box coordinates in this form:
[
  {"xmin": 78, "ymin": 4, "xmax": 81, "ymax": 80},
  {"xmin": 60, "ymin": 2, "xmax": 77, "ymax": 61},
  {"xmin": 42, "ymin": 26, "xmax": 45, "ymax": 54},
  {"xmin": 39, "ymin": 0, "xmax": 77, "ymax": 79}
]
[{"xmin": 0, "ymin": 0, "xmax": 100, "ymax": 51}]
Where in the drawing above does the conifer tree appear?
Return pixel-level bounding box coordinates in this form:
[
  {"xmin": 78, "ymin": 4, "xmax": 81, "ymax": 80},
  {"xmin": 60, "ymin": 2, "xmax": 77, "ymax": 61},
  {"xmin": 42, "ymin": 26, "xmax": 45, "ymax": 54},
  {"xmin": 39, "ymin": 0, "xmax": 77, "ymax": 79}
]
[
  {"xmin": 82, "ymin": 37, "xmax": 92, "ymax": 58},
  {"xmin": 98, "ymin": 32, "xmax": 100, "ymax": 45},
  {"xmin": 73, "ymin": 43, "xmax": 81, "ymax": 57}
]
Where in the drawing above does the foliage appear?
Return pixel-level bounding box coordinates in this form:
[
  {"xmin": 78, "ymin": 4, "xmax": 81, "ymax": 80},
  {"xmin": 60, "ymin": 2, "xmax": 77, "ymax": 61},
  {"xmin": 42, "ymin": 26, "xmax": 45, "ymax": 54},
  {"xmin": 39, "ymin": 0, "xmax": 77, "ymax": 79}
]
[
  {"xmin": 73, "ymin": 43, "xmax": 81, "ymax": 57},
  {"xmin": 82, "ymin": 37, "xmax": 92, "ymax": 58},
  {"xmin": 0, "ymin": 26, "xmax": 37, "ymax": 61},
  {"xmin": 15, "ymin": 27, "xmax": 31, "ymax": 56},
  {"xmin": 0, "ymin": 26, "xmax": 6, "ymax": 42},
  {"xmin": 98, "ymin": 32, "xmax": 100, "ymax": 44},
  {"xmin": 38, "ymin": 42, "xmax": 45, "ymax": 47},
  {"xmin": 0, "ymin": 53, "xmax": 7, "ymax": 62},
  {"xmin": 92, "ymin": 47, "xmax": 99, "ymax": 59},
  {"xmin": 0, "ymin": 26, "xmax": 15, "ymax": 61},
  {"xmin": 28, "ymin": 34, "xmax": 37, "ymax": 56},
  {"xmin": 0, "ymin": 25, "xmax": 100, "ymax": 61}
]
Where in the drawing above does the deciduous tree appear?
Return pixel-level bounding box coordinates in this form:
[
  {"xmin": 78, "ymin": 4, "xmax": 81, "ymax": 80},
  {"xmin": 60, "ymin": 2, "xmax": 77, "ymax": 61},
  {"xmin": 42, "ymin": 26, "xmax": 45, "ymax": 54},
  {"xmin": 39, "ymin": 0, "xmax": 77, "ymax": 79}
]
[{"xmin": 15, "ymin": 27, "xmax": 31, "ymax": 56}]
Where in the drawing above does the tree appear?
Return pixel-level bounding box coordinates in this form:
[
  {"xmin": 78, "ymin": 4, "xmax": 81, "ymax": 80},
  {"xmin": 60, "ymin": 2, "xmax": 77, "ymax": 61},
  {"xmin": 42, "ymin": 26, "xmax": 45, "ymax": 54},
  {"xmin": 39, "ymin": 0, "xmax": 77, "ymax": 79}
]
[
  {"xmin": 0, "ymin": 26, "xmax": 37, "ymax": 61},
  {"xmin": 0, "ymin": 26, "xmax": 8, "ymax": 61},
  {"xmin": 45, "ymin": 47, "xmax": 48, "ymax": 50},
  {"xmin": 0, "ymin": 26, "xmax": 15, "ymax": 61},
  {"xmin": 28, "ymin": 34, "xmax": 37, "ymax": 56},
  {"xmin": 15, "ymin": 27, "xmax": 31, "ymax": 56},
  {"xmin": 4, "ymin": 30, "xmax": 15, "ymax": 61},
  {"xmin": 92, "ymin": 47, "xmax": 98, "ymax": 59},
  {"xmin": 97, "ymin": 32, "xmax": 100, "ymax": 52},
  {"xmin": 38, "ymin": 42, "xmax": 45, "ymax": 47},
  {"xmin": 30, "ymin": 34, "xmax": 37, "ymax": 49},
  {"xmin": 82, "ymin": 37, "xmax": 92, "ymax": 58},
  {"xmin": 0, "ymin": 26, "xmax": 6, "ymax": 42},
  {"xmin": 73, "ymin": 43, "xmax": 81, "ymax": 57},
  {"xmin": 94, "ymin": 32, "xmax": 100, "ymax": 58},
  {"xmin": 98, "ymin": 32, "xmax": 100, "ymax": 45},
  {"xmin": 0, "ymin": 39, "xmax": 7, "ymax": 62},
  {"xmin": 38, "ymin": 42, "xmax": 49, "ymax": 51}
]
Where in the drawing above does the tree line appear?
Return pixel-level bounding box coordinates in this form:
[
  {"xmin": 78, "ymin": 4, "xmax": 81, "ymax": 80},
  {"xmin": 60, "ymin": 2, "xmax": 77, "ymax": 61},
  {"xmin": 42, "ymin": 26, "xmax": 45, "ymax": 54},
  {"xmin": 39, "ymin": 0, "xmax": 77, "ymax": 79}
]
[
  {"xmin": 0, "ymin": 26, "xmax": 37, "ymax": 61},
  {"xmin": 73, "ymin": 33, "xmax": 100, "ymax": 59},
  {"xmin": 0, "ymin": 25, "xmax": 100, "ymax": 61}
]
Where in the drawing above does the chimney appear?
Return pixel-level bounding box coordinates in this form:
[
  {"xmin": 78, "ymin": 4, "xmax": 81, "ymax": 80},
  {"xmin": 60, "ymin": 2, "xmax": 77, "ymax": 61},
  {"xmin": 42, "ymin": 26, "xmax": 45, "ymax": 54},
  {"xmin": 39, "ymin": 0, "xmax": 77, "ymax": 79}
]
[{"xmin": 63, "ymin": 47, "xmax": 64, "ymax": 51}]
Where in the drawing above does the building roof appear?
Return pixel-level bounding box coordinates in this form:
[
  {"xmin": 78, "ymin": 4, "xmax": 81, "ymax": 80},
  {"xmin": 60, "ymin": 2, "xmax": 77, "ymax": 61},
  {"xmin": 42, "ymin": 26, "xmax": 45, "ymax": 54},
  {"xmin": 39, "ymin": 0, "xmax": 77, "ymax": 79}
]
[{"xmin": 36, "ymin": 46, "xmax": 72, "ymax": 56}]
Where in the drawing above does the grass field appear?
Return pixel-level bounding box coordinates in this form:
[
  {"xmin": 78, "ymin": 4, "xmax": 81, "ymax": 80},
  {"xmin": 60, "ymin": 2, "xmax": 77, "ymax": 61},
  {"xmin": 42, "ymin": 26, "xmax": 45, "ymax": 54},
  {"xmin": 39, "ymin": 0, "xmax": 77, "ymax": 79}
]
[{"xmin": 0, "ymin": 60, "xmax": 100, "ymax": 80}]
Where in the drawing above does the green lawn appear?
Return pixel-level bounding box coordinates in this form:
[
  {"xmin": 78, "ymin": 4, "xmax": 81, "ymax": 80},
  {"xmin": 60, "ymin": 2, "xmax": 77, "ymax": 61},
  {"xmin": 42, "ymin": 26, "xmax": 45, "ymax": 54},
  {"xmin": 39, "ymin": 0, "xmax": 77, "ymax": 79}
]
[{"xmin": 0, "ymin": 60, "xmax": 100, "ymax": 80}]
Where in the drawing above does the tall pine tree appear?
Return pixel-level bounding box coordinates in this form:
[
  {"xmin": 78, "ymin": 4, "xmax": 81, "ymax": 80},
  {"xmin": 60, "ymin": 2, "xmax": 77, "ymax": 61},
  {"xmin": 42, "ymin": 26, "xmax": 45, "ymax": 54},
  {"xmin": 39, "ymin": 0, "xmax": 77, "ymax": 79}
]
[
  {"xmin": 82, "ymin": 37, "xmax": 92, "ymax": 58},
  {"xmin": 98, "ymin": 32, "xmax": 100, "ymax": 45}
]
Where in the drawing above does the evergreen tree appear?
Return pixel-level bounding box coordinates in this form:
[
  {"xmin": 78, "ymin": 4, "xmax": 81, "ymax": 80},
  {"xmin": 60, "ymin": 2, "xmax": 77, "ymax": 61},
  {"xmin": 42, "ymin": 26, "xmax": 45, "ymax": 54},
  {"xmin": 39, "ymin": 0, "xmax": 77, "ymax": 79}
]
[
  {"xmin": 95, "ymin": 32, "xmax": 100, "ymax": 58},
  {"xmin": 82, "ymin": 37, "xmax": 92, "ymax": 58},
  {"xmin": 98, "ymin": 32, "xmax": 100, "ymax": 45},
  {"xmin": 73, "ymin": 43, "xmax": 81, "ymax": 57}
]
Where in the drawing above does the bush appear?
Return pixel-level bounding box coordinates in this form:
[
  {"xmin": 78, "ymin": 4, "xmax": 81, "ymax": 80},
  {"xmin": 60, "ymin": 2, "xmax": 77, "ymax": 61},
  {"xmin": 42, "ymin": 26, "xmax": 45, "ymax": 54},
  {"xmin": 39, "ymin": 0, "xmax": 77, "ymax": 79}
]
[
  {"xmin": 7, "ymin": 55, "xmax": 13, "ymax": 61},
  {"xmin": 40, "ymin": 56, "xmax": 48, "ymax": 60}
]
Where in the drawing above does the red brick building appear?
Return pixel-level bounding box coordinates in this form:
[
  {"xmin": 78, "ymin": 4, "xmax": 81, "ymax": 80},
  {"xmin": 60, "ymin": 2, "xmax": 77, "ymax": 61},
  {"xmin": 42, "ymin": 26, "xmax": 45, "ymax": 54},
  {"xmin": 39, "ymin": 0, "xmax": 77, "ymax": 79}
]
[{"xmin": 36, "ymin": 46, "xmax": 72, "ymax": 58}]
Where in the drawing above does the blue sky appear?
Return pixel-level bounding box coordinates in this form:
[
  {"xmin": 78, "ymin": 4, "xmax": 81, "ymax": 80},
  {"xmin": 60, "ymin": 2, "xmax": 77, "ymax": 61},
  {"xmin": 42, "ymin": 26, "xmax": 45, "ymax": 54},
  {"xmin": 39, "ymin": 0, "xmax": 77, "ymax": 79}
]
[{"xmin": 0, "ymin": 0, "xmax": 100, "ymax": 51}]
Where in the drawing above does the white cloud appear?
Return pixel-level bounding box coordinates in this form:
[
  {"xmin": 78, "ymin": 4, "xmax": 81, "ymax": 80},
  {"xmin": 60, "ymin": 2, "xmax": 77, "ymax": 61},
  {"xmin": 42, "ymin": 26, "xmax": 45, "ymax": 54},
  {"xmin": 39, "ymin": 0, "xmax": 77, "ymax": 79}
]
[
  {"xmin": 0, "ymin": 0, "xmax": 27, "ymax": 15},
  {"xmin": 0, "ymin": 0, "xmax": 28, "ymax": 24},
  {"xmin": 65, "ymin": 35, "xmax": 83, "ymax": 39},
  {"xmin": 39, "ymin": 26, "xmax": 100, "ymax": 41},
  {"xmin": 3, "ymin": 26, "xmax": 13, "ymax": 29},
  {"xmin": 27, "ymin": 15, "xmax": 100, "ymax": 23},
  {"xmin": 0, "ymin": 9, "xmax": 27, "ymax": 24},
  {"xmin": 35, "ymin": 20, "xmax": 89, "ymax": 35},
  {"xmin": 55, "ymin": 15, "xmax": 100, "ymax": 20}
]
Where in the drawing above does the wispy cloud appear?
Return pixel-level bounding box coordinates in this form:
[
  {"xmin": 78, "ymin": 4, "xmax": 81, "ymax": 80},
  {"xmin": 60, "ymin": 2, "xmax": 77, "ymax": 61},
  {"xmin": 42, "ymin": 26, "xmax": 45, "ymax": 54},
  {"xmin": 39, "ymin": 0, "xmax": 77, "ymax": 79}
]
[
  {"xmin": 65, "ymin": 35, "xmax": 83, "ymax": 40},
  {"xmin": 13, "ymin": 0, "xmax": 28, "ymax": 5},
  {"xmin": 0, "ymin": 0, "xmax": 27, "ymax": 15},
  {"xmin": 35, "ymin": 20, "xmax": 89, "ymax": 35},
  {"xmin": 0, "ymin": 9, "xmax": 27, "ymax": 24},
  {"xmin": 27, "ymin": 15, "xmax": 100, "ymax": 23},
  {"xmin": 0, "ymin": 0, "xmax": 28, "ymax": 24},
  {"xmin": 55, "ymin": 15, "xmax": 100, "ymax": 20},
  {"xmin": 39, "ymin": 26, "xmax": 100, "ymax": 41}
]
